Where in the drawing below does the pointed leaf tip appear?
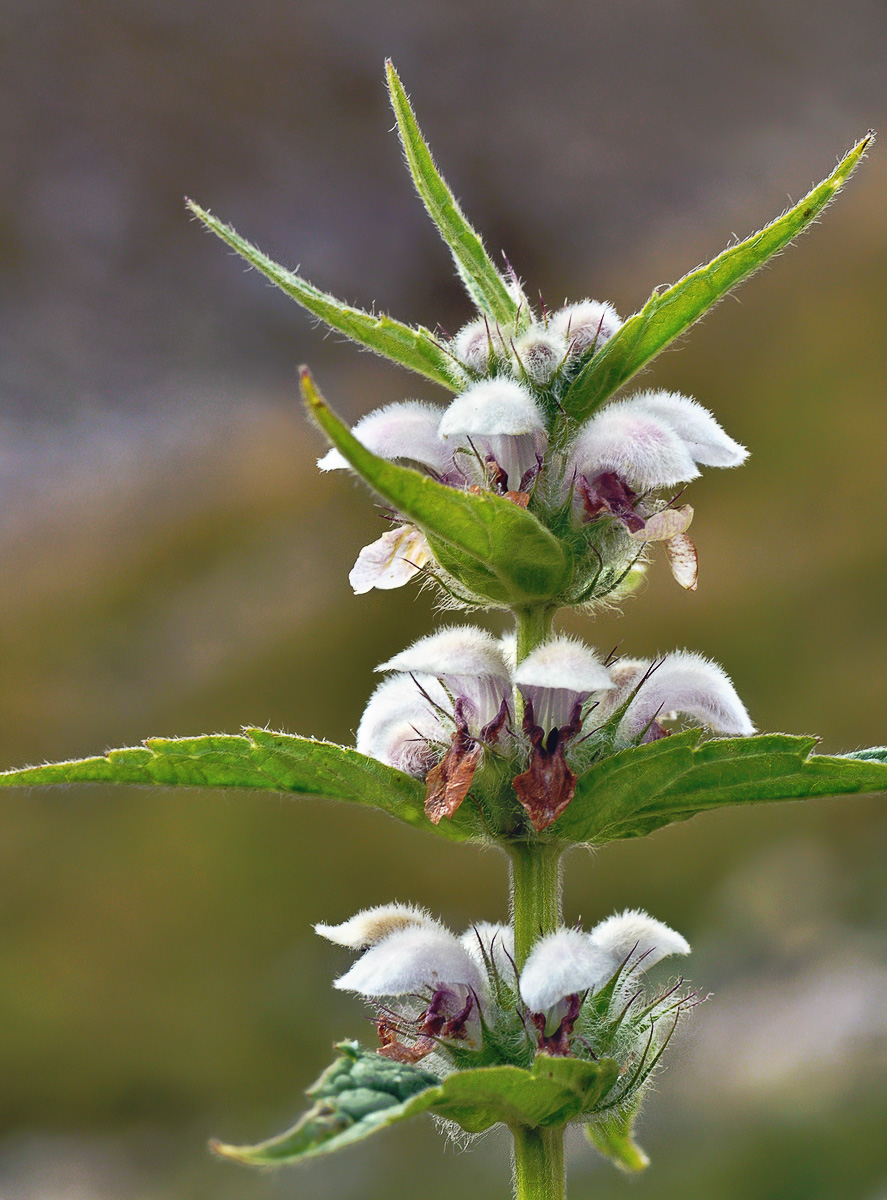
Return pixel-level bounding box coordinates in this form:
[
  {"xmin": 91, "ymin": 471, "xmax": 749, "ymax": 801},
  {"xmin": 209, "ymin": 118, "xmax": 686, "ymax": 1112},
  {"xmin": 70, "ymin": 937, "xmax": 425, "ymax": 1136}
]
[
  {"xmin": 187, "ymin": 201, "xmax": 457, "ymax": 389},
  {"xmin": 563, "ymin": 134, "xmax": 875, "ymax": 421},
  {"xmin": 385, "ymin": 65, "xmax": 521, "ymax": 328}
]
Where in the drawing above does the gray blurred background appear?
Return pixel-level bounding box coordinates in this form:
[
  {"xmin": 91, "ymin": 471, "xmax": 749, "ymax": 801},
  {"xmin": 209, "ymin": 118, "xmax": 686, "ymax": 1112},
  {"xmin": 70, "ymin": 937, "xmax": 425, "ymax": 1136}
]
[{"xmin": 2, "ymin": 2, "xmax": 887, "ymax": 1197}]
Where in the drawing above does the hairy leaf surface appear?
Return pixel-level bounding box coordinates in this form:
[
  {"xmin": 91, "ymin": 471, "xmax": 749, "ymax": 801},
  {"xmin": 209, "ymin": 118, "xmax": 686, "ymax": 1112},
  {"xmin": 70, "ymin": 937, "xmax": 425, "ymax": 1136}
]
[
  {"xmin": 386, "ymin": 62, "xmax": 520, "ymax": 328},
  {"xmin": 562, "ymin": 134, "xmax": 873, "ymax": 422},
  {"xmin": 0, "ymin": 730, "xmax": 478, "ymax": 842},
  {"xmin": 558, "ymin": 731, "xmax": 887, "ymax": 843},
  {"xmin": 187, "ymin": 201, "xmax": 459, "ymax": 390},
  {"xmin": 211, "ymin": 1042, "xmax": 620, "ymax": 1167},
  {"xmin": 303, "ymin": 370, "xmax": 570, "ymax": 604}
]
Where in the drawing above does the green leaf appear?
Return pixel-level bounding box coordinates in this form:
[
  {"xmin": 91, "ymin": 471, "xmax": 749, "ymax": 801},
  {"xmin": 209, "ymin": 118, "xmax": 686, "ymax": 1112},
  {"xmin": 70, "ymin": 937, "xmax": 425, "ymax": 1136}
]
[
  {"xmin": 212, "ymin": 1042, "xmax": 443, "ymax": 1167},
  {"xmin": 0, "ymin": 730, "xmax": 478, "ymax": 843},
  {"xmin": 562, "ymin": 133, "xmax": 874, "ymax": 422},
  {"xmin": 556, "ymin": 731, "xmax": 887, "ymax": 844},
  {"xmin": 211, "ymin": 1042, "xmax": 620, "ymax": 1167},
  {"xmin": 585, "ymin": 1106, "xmax": 650, "ymax": 1172},
  {"xmin": 303, "ymin": 370, "xmax": 571, "ymax": 605},
  {"xmin": 186, "ymin": 200, "xmax": 459, "ymax": 391},
  {"xmin": 386, "ymin": 61, "xmax": 521, "ymax": 328}
]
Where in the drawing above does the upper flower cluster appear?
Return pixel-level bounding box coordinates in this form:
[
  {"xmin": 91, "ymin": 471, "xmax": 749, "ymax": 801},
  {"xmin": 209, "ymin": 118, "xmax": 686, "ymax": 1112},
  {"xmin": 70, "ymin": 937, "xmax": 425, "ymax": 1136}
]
[
  {"xmin": 319, "ymin": 306, "xmax": 746, "ymax": 609},
  {"xmin": 357, "ymin": 625, "xmax": 753, "ymax": 833},
  {"xmin": 316, "ymin": 902, "xmax": 698, "ymax": 1110}
]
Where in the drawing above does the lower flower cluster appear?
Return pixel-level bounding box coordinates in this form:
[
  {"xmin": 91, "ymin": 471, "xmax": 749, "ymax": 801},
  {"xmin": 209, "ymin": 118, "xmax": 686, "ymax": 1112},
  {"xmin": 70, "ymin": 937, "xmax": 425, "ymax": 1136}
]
[
  {"xmin": 316, "ymin": 904, "xmax": 700, "ymax": 1119},
  {"xmin": 358, "ymin": 626, "xmax": 754, "ymax": 831}
]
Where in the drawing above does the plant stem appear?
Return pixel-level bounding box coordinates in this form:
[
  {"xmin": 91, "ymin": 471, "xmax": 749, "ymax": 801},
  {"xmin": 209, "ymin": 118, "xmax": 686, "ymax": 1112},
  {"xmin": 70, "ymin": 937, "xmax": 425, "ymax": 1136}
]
[
  {"xmin": 508, "ymin": 605, "xmax": 567, "ymax": 1199},
  {"xmin": 508, "ymin": 840, "xmax": 563, "ymax": 969},
  {"xmin": 514, "ymin": 605, "xmax": 555, "ymax": 665},
  {"xmin": 511, "ymin": 1125, "xmax": 565, "ymax": 1200}
]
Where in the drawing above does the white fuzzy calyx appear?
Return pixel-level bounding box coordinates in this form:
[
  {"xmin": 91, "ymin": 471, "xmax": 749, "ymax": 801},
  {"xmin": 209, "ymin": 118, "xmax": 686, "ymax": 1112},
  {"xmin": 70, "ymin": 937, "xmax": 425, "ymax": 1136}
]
[
  {"xmin": 334, "ymin": 924, "xmax": 486, "ymax": 997},
  {"xmin": 315, "ymin": 903, "xmax": 440, "ymax": 950},
  {"xmin": 438, "ymin": 379, "xmax": 546, "ymax": 439},
  {"xmin": 612, "ymin": 651, "xmax": 755, "ymax": 745},
  {"xmin": 589, "ymin": 909, "xmax": 691, "ymax": 970},
  {"xmin": 317, "ymin": 400, "xmax": 451, "ymax": 474},
  {"xmin": 549, "ymin": 299, "xmax": 622, "ymax": 357},
  {"xmin": 460, "ymin": 922, "xmax": 515, "ymax": 980},
  {"xmin": 378, "ymin": 625, "xmax": 511, "ymax": 683},
  {"xmin": 519, "ymin": 928, "xmax": 616, "ymax": 1013},
  {"xmin": 355, "ymin": 674, "xmax": 449, "ymax": 775}
]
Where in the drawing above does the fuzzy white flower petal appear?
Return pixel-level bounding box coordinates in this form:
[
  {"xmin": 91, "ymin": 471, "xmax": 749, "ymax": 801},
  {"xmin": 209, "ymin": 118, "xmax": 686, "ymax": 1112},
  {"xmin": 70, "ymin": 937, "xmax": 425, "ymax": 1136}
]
[
  {"xmin": 513, "ymin": 637, "xmax": 613, "ymax": 730},
  {"xmin": 589, "ymin": 909, "xmax": 690, "ymax": 971},
  {"xmin": 316, "ymin": 903, "xmax": 439, "ymax": 949},
  {"xmin": 513, "ymin": 328, "xmax": 568, "ymax": 384},
  {"xmin": 460, "ymin": 922, "xmax": 516, "ymax": 981},
  {"xmin": 615, "ymin": 651, "xmax": 755, "ymax": 745},
  {"xmin": 317, "ymin": 401, "xmax": 451, "ymax": 474},
  {"xmin": 377, "ymin": 626, "xmax": 511, "ymax": 731},
  {"xmin": 519, "ymin": 928, "xmax": 617, "ymax": 1012},
  {"xmin": 550, "ymin": 300, "xmax": 622, "ymax": 356},
  {"xmin": 568, "ymin": 398, "xmax": 701, "ymax": 491},
  {"xmin": 348, "ymin": 526, "xmax": 431, "ymax": 594},
  {"xmin": 452, "ymin": 317, "xmax": 510, "ymax": 372},
  {"xmin": 514, "ymin": 637, "xmax": 613, "ymax": 695},
  {"xmin": 377, "ymin": 625, "xmax": 510, "ymax": 681},
  {"xmin": 334, "ymin": 925, "xmax": 485, "ymax": 996},
  {"xmin": 439, "ymin": 380, "xmax": 546, "ymax": 439},
  {"xmin": 631, "ymin": 391, "xmax": 748, "ymax": 468},
  {"xmin": 356, "ymin": 674, "xmax": 449, "ymax": 774}
]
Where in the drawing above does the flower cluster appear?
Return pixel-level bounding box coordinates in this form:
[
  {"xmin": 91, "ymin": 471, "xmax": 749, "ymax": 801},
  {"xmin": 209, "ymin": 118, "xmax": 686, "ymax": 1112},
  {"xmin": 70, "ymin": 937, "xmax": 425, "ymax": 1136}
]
[
  {"xmin": 357, "ymin": 625, "xmax": 754, "ymax": 831},
  {"xmin": 320, "ymin": 303, "xmax": 746, "ymax": 607},
  {"xmin": 316, "ymin": 903, "xmax": 698, "ymax": 1114}
]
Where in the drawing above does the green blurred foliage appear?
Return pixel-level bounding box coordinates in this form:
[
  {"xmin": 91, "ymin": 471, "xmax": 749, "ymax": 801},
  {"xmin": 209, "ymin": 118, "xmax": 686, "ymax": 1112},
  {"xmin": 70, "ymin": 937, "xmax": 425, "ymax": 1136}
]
[{"xmin": 1, "ymin": 2, "xmax": 887, "ymax": 1197}]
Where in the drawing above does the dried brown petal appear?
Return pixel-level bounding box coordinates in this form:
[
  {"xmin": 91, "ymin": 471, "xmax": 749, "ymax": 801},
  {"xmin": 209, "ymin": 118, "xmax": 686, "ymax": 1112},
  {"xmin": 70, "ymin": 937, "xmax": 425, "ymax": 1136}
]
[
  {"xmin": 665, "ymin": 531, "xmax": 699, "ymax": 590},
  {"xmin": 512, "ymin": 740, "xmax": 577, "ymax": 832},
  {"xmin": 424, "ymin": 735, "xmax": 482, "ymax": 824}
]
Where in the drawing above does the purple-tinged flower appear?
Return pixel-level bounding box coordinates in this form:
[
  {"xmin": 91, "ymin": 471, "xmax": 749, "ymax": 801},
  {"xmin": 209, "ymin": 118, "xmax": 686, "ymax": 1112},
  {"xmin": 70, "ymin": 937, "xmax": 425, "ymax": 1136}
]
[
  {"xmin": 601, "ymin": 651, "xmax": 755, "ymax": 746},
  {"xmin": 438, "ymin": 379, "xmax": 547, "ymax": 495},
  {"xmin": 511, "ymin": 637, "xmax": 613, "ymax": 831},
  {"xmin": 548, "ymin": 299, "xmax": 622, "ymax": 358}
]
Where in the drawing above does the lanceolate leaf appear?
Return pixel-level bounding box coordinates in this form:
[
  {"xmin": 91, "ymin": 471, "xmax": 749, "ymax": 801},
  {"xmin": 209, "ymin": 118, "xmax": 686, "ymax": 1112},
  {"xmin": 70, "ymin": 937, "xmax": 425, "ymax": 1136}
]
[
  {"xmin": 211, "ymin": 1042, "xmax": 620, "ymax": 1167},
  {"xmin": 562, "ymin": 133, "xmax": 873, "ymax": 423},
  {"xmin": 303, "ymin": 370, "xmax": 570, "ymax": 604},
  {"xmin": 386, "ymin": 61, "xmax": 521, "ymax": 328},
  {"xmin": 186, "ymin": 201, "xmax": 459, "ymax": 390},
  {"xmin": 0, "ymin": 731, "xmax": 478, "ymax": 843},
  {"xmin": 557, "ymin": 731, "xmax": 887, "ymax": 844}
]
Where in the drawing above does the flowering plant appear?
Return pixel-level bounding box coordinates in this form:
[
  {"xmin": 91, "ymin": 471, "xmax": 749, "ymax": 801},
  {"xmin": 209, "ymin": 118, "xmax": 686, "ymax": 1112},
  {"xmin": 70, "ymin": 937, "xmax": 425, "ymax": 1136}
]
[{"xmin": 1, "ymin": 63, "xmax": 883, "ymax": 1199}]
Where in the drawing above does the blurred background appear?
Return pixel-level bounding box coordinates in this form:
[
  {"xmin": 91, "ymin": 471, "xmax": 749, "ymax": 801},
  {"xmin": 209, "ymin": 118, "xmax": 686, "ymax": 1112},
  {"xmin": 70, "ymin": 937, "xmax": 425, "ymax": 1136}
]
[{"xmin": 2, "ymin": 1, "xmax": 887, "ymax": 1197}]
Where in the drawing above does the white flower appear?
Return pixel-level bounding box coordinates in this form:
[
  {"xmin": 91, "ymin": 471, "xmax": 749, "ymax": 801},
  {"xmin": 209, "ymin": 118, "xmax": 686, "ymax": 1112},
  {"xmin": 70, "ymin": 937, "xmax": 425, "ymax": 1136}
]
[
  {"xmin": 519, "ymin": 928, "xmax": 616, "ymax": 1013},
  {"xmin": 460, "ymin": 922, "xmax": 515, "ymax": 980},
  {"xmin": 315, "ymin": 903, "xmax": 439, "ymax": 950},
  {"xmin": 438, "ymin": 378, "xmax": 547, "ymax": 493},
  {"xmin": 549, "ymin": 300, "xmax": 622, "ymax": 357},
  {"xmin": 317, "ymin": 400, "xmax": 454, "ymax": 478},
  {"xmin": 601, "ymin": 651, "xmax": 755, "ymax": 746},
  {"xmin": 589, "ymin": 909, "xmax": 691, "ymax": 971},
  {"xmin": 567, "ymin": 389, "xmax": 747, "ymax": 493},
  {"xmin": 356, "ymin": 673, "xmax": 450, "ymax": 775},
  {"xmin": 334, "ymin": 924, "xmax": 485, "ymax": 997},
  {"xmin": 520, "ymin": 911, "xmax": 691, "ymax": 1015},
  {"xmin": 347, "ymin": 525, "xmax": 432, "ymax": 594},
  {"xmin": 513, "ymin": 636, "xmax": 613, "ymax": 733}
]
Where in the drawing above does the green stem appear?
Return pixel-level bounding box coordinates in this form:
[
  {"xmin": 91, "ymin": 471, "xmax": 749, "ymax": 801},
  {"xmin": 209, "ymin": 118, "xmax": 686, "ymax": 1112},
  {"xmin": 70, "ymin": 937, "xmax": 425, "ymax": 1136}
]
[
  {"xmin": 514, "ymin": 605, "xmax": 555, "ymax": 665},
  {"xmin": 511, "ymin": 1125, "xmax": 565, "ymax": 1200},
  {"xmin": 508, "ymin": 840, "xmax": 563, "ymax": 969},
  {"xmin": 508, "ymin": 606, "xmax": 567, "ymax": 1199}
]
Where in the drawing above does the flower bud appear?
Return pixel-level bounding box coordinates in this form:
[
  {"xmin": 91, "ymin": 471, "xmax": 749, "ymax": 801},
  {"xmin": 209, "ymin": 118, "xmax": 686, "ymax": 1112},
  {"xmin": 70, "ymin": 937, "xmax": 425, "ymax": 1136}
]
[
  {"xmin": 512, "ymin": 327, "xmax": 568, "ymax": 384},
  {"xmin": 550, "ymin": 299, "xmax": 622, "ymax": 357}
]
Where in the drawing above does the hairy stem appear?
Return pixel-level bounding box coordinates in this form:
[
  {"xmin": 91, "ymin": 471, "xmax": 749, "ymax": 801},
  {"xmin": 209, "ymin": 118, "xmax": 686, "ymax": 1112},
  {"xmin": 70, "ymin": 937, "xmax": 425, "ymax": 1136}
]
[
  {"xmin": 508, "ymin": 606, "xmax": 568, "ymax": 1199},
  {"xmin": 511, "ymin": 1125, "xmax": 565, "ymax": 1200},
  {"xmin": 509, "ymin": 840, "xmax": 563, "ymax": 969}
]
